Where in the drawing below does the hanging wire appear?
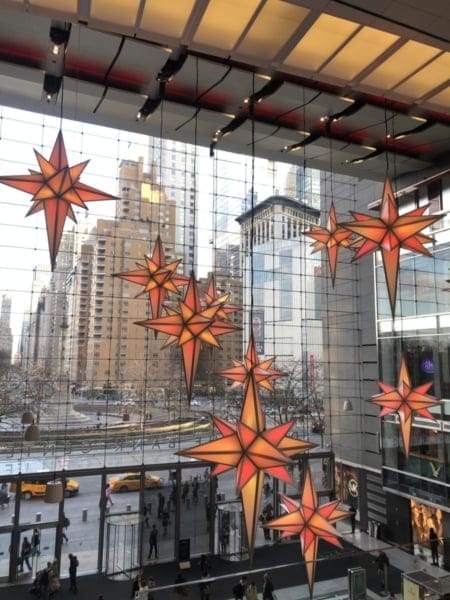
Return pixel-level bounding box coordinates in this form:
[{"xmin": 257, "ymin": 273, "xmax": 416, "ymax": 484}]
[{"xmin": 249, "ymin": 71, "xmax": 256, "ymax": 336}]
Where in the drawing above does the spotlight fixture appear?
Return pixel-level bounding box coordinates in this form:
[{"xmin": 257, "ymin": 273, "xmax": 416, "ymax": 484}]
[
  {"xmin": 209, "ymin": 113, "xmax": 248, "ymax": 155},
  {"xmin": 43, "ymin": 73, "xmax": 62, "ymax": 102},
  {"xmin": 50, "ymin": 24, "xmax": 71, "ymax": 56},
  {"xmin": 344, "ymin": 147, "xmax": 383, "ymax": 165},
  {"xmin": 136, "ymin": 96, "xmax": 162, "ymax": 121},
  {"xmin": 157, "ymin": 46, "xmax": 188, "ymax": 83},
  {"xmin": 327, "ymin": 100, "xmax": 366, "ymax": 123},
  {"xmin": 244, "ymin": 76, "xmax": 284, "ymax": 104},
  {"xmin": 282, "ymin": 132, "xmax": 319, "ymax": 153},
  {"xmin": 389, "ymin": 119, "xmax": 435, "ymax": 141}
]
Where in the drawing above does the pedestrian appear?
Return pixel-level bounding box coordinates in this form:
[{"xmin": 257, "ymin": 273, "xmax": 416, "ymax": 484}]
[
  {"xmin": 174, "ymin": 571, "xmax": 188, "ymax": 598},
  {"xmin": 182, "ymin": 481, "xmax": 189, "ymax": 503},
  {"xmin": 192, "ymin": 478, "xmax": 199, "ymax": 504},
  {"xmin": 31, "ymin": 528, "xmax": 41, "ymax": 556},
  {"xmin": 374, "ymin": 550, "xmax": 390, "ymax": 591},
  {"xmin": 0, "ymin": 482, "xmax": 10, "ymax": 508},
  {"xmin": 39, "ymin": 564, "xmax": 50, "ymax": 598},
  {"xmin": 148, "ymin": 524, "xmax": 158, "ymax": 559},
  {"xmin": 162, "ymin": 508, "xmax": 169, "ymax": 535},
  {"xmin": 262, "ymin": 573, "xmax": 274, "ymax": 600},
  {"xmin": 200, "ymin": 553, "xmax": 211, "ymax": 577},
  {"xmin": 246, "ymin": 581, "xmax": 258, "ymax": 600},
  {"xmin": 349, "ymin": 505, "xmax": 357, "ymax": 534},
  {"xmin": 62, "ymin": 511, "xmax": 70, "ymax": 543},
  {"xmin": 147, "ymin": 576, "xmax": 156, "ymax": 600},
  {"xmin": 429, "ymin": 527, "xmax": 439, "ymax": 565},
  {"xmin": 137, "ymin": 576, "xmax": 149, "ymax": 600},
  {"xmin": 19, "ymin": 536, "xmax": 32, "ymax": 572},
  {"xmin": 105, "ymin": 483, "xmax": 114, "ymax": 506},
  {"xmin": 200, "ymin": 576, "xmax": 211, "ymax": 600},
  {"xmin": 68, "ymin": 553, "xmax": 79, "ymax": 593},
  {"xmin": 232, "ymin": 576, "xmax": 247, "ymax": 599},
  {"xmin": 131, "ymin": 574, "xmax": 140, "ymax": 598},
  {"xmin": 157, "ymin": 492, "xmax": 165, "ymax": 518}
]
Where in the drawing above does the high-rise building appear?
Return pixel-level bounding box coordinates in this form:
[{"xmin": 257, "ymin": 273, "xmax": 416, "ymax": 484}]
[{"xmin": 0, "ymin": 294, "xmax": 13, "ymax": 362}]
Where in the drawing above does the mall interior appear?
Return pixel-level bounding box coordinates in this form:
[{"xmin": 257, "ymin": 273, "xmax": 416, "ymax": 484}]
[{"xmin": 0, "ymin": 1, "xmax": 448, "ymax": 597}]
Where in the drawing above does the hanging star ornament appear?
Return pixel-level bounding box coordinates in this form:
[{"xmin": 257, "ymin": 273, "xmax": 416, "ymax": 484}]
[
  {"xmin": 135, "ymin": 273, "xmax": 240, "ymax": 401},
  {"xmin": 0, "ymin": 130, "xmax": 117, "ymax": 270},
  {"xmin": 370, "ymin": 354, "xmax": 440, "ymax": 458},
  {"xmin": 303, "ymin": 202, "xmax": 354, "ymax": 285},
  {"xmin": 178, "ymin": 336, "xmax": 315, "ymax": 558},
  {"xmin": 264, "ymin": 465, "xmax": 350, "ymax": 597},
  {"xmin": 342, "ymin": 175, "xmax": 442, "ymax": 316},
  {"xmin": 203, "ymin": 273, "xmax": 239, "ymax": 320},
  {"xmin": 113, "ymin": 235, "xmax": 189, "ymax": 320}
]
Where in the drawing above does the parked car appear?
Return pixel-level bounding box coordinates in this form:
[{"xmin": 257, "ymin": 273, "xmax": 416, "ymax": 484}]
[
  {"xmin": 10, "ymin": 479, "xmax": 79, "ymax": 500},
  {"xmin": 109, "ymin": 473, "xmax": 164, "ymax": 493}
]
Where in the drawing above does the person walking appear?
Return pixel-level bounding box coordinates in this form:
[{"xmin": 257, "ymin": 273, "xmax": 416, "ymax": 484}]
[
  {"xmin": 199, "ymin": 553, "xmax": 211, "ymax": 577},
  {"xmin": 157, "ymin": 492, "xmax": 165, "ymax": 518},
  {"xmin": 148, "ymin": 524, "xmax": 158, "ymax": 559},
  {"xmin": 349, "ymin": 505, "xmax": 357, "ymax": 533},
  {"xmin": 31, "ymin": 528, "xmax": 41, "ymax": 556},
  {"xmin": 68, "ymin": 553, "xmax": 79, "ymax": 593},
  {"xmin": 375, "ymin": 550, "xmax": 390, "ymax": 591},
  {"xmin": 131, "ymin": 574, "xmax": 140, "ymax": 598},
  {"xmin": 105, "ymin": 483, "xmax": 114, "ymax": 506},
  {"xmin": 61, "ymin": 512, "xmax": 70, "ymax": 543},
  {"xmin": 232, "ymin": 576, "xmax": 247, "ymax": 599},
  {"xmin": 262, "ymin": 573, "xmax": 274, "ymax": 600},
  {"xmin": 246, "ymin": 581, "xmax": 258, "ymax": 600},
  {"xmin": 200, "ymin": 576, "xmax": 211, "ymax": 600},
  {"xmin": 429, "ymin": 528, "xmax": 439, "ymax": 565},
  {"xmin": 19, "ymin": 536, "xmax": 32, "ymax": 572}
]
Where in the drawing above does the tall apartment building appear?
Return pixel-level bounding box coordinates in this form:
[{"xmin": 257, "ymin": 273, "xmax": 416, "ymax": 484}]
[
  {"xmin": 0, "ymin": 294, "xmax": 13, "ymax": 362},
  {"xmin": 69, "ymin": 158, "xmax": 183, "ymax": 399}
]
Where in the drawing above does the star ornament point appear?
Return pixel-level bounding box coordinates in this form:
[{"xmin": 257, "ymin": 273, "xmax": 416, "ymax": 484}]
[
  {"xmin": 370, "ymin": 355, "xmax": 440, "ymax": 458},
  {"xmin": 264, "ymin": 466, "xmax": 349, "ymax": 596},
  {"xmin": 114, "ymin": 235, "xmax": 189, "ymax": 320},
  {"xmin": 0, "ymin": 130, "xmax": 117, "ymax": 270},
  {"xmin": 342, "ymin": 175, "xmax": 442, "ymax": 316},
  {"xmin": 303, "ymin": 202, "xmax": 354, "ymax": 285}
]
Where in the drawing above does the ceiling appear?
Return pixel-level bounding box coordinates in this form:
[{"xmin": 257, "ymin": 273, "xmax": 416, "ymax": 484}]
[{"xmin": 0, "ymin": 0, "xmax": 448, "ymax": 182}]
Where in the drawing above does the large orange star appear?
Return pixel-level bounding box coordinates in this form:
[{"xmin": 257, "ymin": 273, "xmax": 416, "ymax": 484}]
[
  {"xmin": 113, "ymin": 235, "xmax": 189, "ymax": 320},
  {"xmin": 135, "ymin": 273, "xmax": 240, "ymax": 401},
  {"xmin": 265, "ymin": 465, "xmax": 349, "ymax": 596},
  {"xmin": 178, "ymin": 337, "xmax": 315, "ymax": 558},
  {"xmin": 0, "ymin": 130, "xmax": 116, "ymax": 270},
  {"xmin": 370, "ymin": 354, "xmax": 440, "ymax": 458},
  {"xmin": 303, "ymin": 202, "xmax": 354, "ymax": 285},
  {"xmin": 342, "ymin": 176, "xmax": 442, "ymax": 316}
]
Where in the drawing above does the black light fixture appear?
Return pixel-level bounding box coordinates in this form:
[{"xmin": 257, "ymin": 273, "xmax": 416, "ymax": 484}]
[
  {"xmin": 136, "ymin": 96, "xmax": 162, "ymax": 121},
  {"xmin": 324, "ymin": 99, "xmax": 366, "ymax": 123},
  {"xmin": 43, "ymin": 73, "xmax": 62, "ymax": 103},
  {"xmin": 389, "ymin": 119, "xmax": 435, "ymax": 141},
  {"xmin": 282, "ymin": 132, "xmax": 319, "ymax": 153},
  {"xmin": 210, "ymin": 113, "xmax": 248, "ymax": 156},
  {"xmin": 345, "ymin": 147, "xmax": 383, "ymax": 165},
  {"xmin": 50, "ymin": 24, "xmax": 71, "ymax": 56},
  {"xmin": 157, "ymin": 46, "xmax": 188, "ymax": 83},
  {"xmin": 244, "ymin": 76, "xmax": 284, "ymax": 104}
]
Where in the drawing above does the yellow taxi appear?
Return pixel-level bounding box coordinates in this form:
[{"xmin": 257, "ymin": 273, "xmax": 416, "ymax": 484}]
[
  {"xmin": 10, "ymin": 479, "xmax": 79, "ymax": 500},
  {"xmin": 109, "ymin": 473, "xmax": 164, "ymax": 493}
]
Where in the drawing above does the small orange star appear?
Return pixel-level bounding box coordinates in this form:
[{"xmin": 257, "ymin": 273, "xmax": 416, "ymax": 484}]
[
  {"xmin": 370, "ymin": 354, "xmax": 440, "ymax": 458},
  {"xmin": 135, "ymin": 273, "xmax": 240, "ymax": 401},
  {"xmin": 203, "ymin": 273, "xmax": 239, "ymax": 320},
  {"xmin": 113, "ymin": 235, "xmax": 189, "ymax": 320},
  {"xmin": 303, "ymin": 202, "xmax": 354, "ymax": 285},
  {"xmin": 0, "ymin": 130, "xmax": 116, "ymax": 270},
  {"xmin": 342, "ymin": 176, "xmax": 442, "ymax": 316},
  {"xmin": 179, "ymin": 337, "xmax": 315, "ymax": 557},
  {"xmin": 265, "ymin": 465, "xmax": 349, "ymax": 596}
]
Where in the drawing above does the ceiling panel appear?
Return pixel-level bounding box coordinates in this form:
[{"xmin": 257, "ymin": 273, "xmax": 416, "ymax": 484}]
[
  {"xmin": 90, "ymin": 0, "xmax": 141, "ymax": 28},
  {"xmin": 237, "ymin": 0, "xmax": 310, "ymax": 59},
  {"xmin": 361, "ymin": 41, "xmax": 442, "ymax": 90},
  {"xmin": 30, "ymin": 0, "xmax": 77, "ymax": 10},
  {"xmin": 426, "ymin": 87, "xmax": 450, "ymax": 110},
  {"xmin": 320, "ymin": 26, "xmax": 399, "ymax": 81},
  {"xmin": 139, "ymin": 0, "xmax": 196, "ymax": 39},
  {"xmin": 393, "ymin": 52, "xmax": 450, "ymax": 99},
  {"xmin": 283, "ymin": 14, "xmax": 360, "ymax": 72}
]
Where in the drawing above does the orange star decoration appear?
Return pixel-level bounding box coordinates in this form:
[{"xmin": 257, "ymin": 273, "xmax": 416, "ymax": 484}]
[
  {"xmin": 0, "ymin": 130, "xmax": 116, "ymax": 270},
  {"xmin": 303, "ymin": 202, "xmax": 354, "ymax": 285},
  {"xmin": 135, "ymin": 273, "xmax": 240, "ymax": 401},
  {"xmin": 178, "ymin": 336, "xmax": 315, "ymax": 558},
  {"xmin": 342, "ymin": 175, "xmax": 442, "ymax": 316},
  {"xmin": 370, "ymin": 354, "xmax": 440, "ymax": 458},
  {"xmin": 113, "ymin": 235, "xmax": 189, "ymax": 320},
  {"xmin": 264, "ymin": 465, "xmax": 349, "ymax": 596},
  {"xmin": 203, "ymin": 273, "xmax": 239, "ymax": 320}
]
